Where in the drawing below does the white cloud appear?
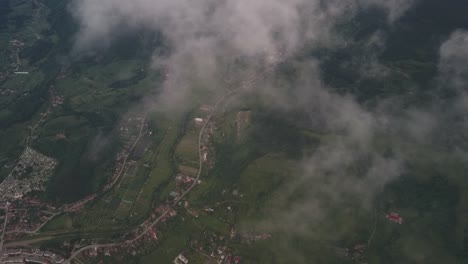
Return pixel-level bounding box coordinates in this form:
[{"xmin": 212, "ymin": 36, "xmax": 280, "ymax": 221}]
[{"xmin": 439, "ymin": 29, "xmax": 468, "ymax": 89}]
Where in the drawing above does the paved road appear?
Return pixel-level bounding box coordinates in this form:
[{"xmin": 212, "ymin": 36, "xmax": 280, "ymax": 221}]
[
  {"xmin": 65, "ymin": 90, "xmax": 234, "ymax": 264},
  {"xmin": 108, "ymin": 114, "xmax": 147, "ymax": 190},
  {"xmin": 130, "ymin": 90, "xmax": 232, "ymax": 243},
  {"xmin": 10, "ymin": 115, "xmax": 148, "ymax": 237},
  {"xmin": 61, "ymin": 56, "xmax": 283, "ymax": 264},
  {"xmin": 129, "ymin": 59, "xmax": 283, "ymax": 241}
]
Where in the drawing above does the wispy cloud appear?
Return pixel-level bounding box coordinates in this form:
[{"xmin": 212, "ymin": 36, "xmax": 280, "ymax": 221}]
[{"xmin": 69, "ymin": 0, "xmax": 450, "ymax": 261}]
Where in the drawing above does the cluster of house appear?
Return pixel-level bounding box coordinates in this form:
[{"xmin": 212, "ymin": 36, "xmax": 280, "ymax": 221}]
[
  {"xmin": 1, "ymin": 248, "xmax": 64, "ymax": 264},
  {"xmin": 154, "ymin": 205, "xmax": 178, "ymax": 220},
  {"xmin": 84, "ymin": 247, "xmax": 119, "ymax": 258},
  {"xmin": 2, "ymin": 209, "xmax": 49, "ymax": 239},
  {"xmin": 49, "ymin": 90, "xmax": 64, "ymax": 107},
  {"xmin": 175, "ymin": 174, "xmax": 196, "ymax": 186},
  {"xmin": 168, "ymin": 173, "xmax": 201, "ymax": 204},
  {"xmin": 224, "ymin": 255, "xmax": 241, "ymax": 264},
  {"xmin": 140, "ymin": 221, "xmax": 159, "ymax": 243},
  {"xmin": 103, "ymin": 157, "xmax": 128, "ymax": 192},
  {"xmin": 78, "ymin": 182, "xmax": 186, "ymax": 261},
  {"xmin": 0, "ymin": 87, "xmax": 17, "ymax": 96},
  {"xmin": 0, "ymin": 198, "xmax": 58, "ymax": 241},
  {"xmin": 0, "ymin": 147, "xmax": 57, "ymax": 201},
  {"xmin": 103, "ymin": 115, "xmax": 148, "ymax": 193},
  {"xmin": 200, "ymin": 118, "xmax": 216, "ymax": 164},
  {"xmin": 190, "ymin": 230, "xmax": 244, "ymax": 264},
  {"xmin": 61, "ymin": 193, "xmax": 97, "ymax": 213},
  {"xmin": 194, "ymin": 104, "xmax": 217, "ymax": 165}
]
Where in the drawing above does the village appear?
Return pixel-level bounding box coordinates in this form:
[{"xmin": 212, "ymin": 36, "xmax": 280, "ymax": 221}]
[
  {"xmin": 0, "ymin": 111, "xmax": 152, "ymax": 263},
  {"xmin": 0, "ymin": 76, "xmax": 408, "ymax": 264},
  {"xmin": 1, "ymin": 248, "xmax": 65, "ymax": 264},
  {"xmin": 5, "ymin": 105, "xmax": 272, "ymax": 264},
  {"xmin": 0, "ymin": 147, "xmax": 57, "ymax": 201},
  {"xmin": 0, "ymin": 94, "xmax": 405, "ymax": 264}
]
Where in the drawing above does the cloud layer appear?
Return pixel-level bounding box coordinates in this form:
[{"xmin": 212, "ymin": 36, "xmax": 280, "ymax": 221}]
[
  {"xmin": 70, "ymin": 0, "xmax": 468, "ymax": 262},
  {"xmin": 72, "ymin": 0, "xmax": 415, "ymax": 55},
  {"xmin": 69, "ymin": 0, "xmax": 422, "ymax": 224},
  {"xmin": 439, "ymin": 30, "xmax": 468, "ymax": 90},
  {"xmin": 71, "ymin": 0, "xmax": 418, "ymax": 109}
]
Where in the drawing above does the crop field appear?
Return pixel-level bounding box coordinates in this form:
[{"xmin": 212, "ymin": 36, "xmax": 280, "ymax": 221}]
[
  {"xmin": 136, "ymin": 150, "xmax": 306, "ymax": 264},
  {"xmin": 178, "ymin": 165, "xmax": 198, "ymax": 177},
  {"xmin": 39, "ymin": 114, "xmax": 179, "ymax": 231},
  {"xmin": 130, "ymin": 108, "xmax": 309, "ymax": 263},
  {"xmin": 129, "ymin": 119, "xmax": 184, "ymax": 218},
  {"xmin": 174, "ymin": 122, "xmax": 200, "ymax": 169}
]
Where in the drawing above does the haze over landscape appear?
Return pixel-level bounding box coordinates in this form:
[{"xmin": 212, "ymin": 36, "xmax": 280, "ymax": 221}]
[{"xmin": 0, "ymin": 0, "xmax": 467, "ymax": 263}]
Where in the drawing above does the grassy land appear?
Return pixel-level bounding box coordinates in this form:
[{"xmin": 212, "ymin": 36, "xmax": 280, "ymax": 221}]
[
  {"xmin": 3, "ymin": 2, "xmax": 468, "ymax": 263},
  {"xmin": 174, "ymin": 122, "xmax": 200, "ymax": 169},
  {"xmin": 130, "ymin": 119, "xmax": 183, "ymax": 218},
  {"xmin": 28, "ymin": 96, "xmax": 468, "ymax": 264},
  {"xmin": 0, "ymin": 0, "xmax": 167, "ymax": 203},
  {"xmin": 41, "ymin": 113, "xmax": 185, "ymax": 232}
]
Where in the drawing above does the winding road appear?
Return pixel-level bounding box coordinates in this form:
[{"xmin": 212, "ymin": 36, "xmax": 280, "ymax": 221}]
[
  {"xmin": 65, "ymin": 91, "xmax": 232, "ymax": 263},
  {"xmin": 64, "ymin": 59, "xmax": 283, "ymax": 263}
]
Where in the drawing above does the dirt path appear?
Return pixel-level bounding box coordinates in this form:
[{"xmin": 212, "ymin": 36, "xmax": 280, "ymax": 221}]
[{"xmin": 0, "ymin": 205, "xmax": 9, "ymax": 252}]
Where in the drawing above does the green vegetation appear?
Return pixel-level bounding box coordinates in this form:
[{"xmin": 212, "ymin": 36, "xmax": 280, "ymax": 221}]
[
  {"xmin": 0, "ymin": 0, "xmax": 165, "ymax": 201},
  {"xmin": 40, "ymin": 112, "xmax": 186, "ymax": 233},
  {"xmin": 2, "ymin": 1, "xmax": 468, "ymax": 264},
  {"xmin": 174, "ymin": 123, "xmax": 200, "ymax": 169}
]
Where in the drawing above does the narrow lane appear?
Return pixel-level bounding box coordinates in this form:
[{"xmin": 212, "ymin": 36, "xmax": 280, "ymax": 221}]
[
  {"xmin": 0, "ymin": 204, "xmax": 10, "ymax": 252},
  {"xmin": 64, "ymin": 55, "xmax": 284, "ymax": 263}
]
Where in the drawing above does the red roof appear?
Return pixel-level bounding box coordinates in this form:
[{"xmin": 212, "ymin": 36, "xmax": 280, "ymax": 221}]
[
  {"xmin": 386, "ymin": 213, "xmax": 403, "ymax": 223},
  {"xmin": 389, "ymin": 213, "xmax": 399, "ymax": 219},
  {"xmin": 148, "ymin": 228, "xmax": 158, "ymax": 241}
]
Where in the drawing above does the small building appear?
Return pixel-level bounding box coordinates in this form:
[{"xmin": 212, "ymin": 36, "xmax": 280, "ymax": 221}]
[
  {"xmin": 89, "ymin": 247, "xmax": 98, "ymax": 257},
  {"xmin": 194, "ymin": 118, "xmax": 204, "ymax": 125},
  {"xmin": 168, "ymin": 208, "xmax": 177, "ymax": 217},
  {"xmin": 148, "ymin": 228, "xmax": 158, "ymax": 241},
  {"xmin": 386, "ymin": 212, "xmax": 403, "ymax": 224},
  {"xmin": 177, "ymin": 254, "xmax": 189, "ymax": 264}
]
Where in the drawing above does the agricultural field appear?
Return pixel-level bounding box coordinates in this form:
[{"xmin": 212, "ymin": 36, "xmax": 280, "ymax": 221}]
[
  {"xmin": 2, "ymin": 1, "xmax": 468, "ymax": 264},
  {"xmin": 41, "ymin": 113, "xmax": 185, "ymax": 231}
]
